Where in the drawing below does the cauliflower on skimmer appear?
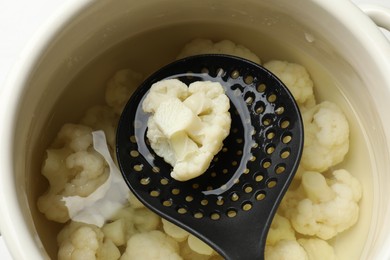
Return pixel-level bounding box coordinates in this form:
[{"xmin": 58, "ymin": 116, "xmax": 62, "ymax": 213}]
[{"xmin": 143, "ymin": 79, "xmax": 231, "ymax": 181}]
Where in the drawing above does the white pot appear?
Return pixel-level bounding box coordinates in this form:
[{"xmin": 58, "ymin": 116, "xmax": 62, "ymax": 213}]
[{"xmin": 1, "ymin": 0, "xmax": 390, "ymax": 259}]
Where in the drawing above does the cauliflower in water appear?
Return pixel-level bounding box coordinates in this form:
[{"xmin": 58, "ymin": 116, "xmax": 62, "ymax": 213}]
[
  {"xmin": 265, "ymin": 240, "xmax": 308, "ymax": 260},
  {"xmin": 57, "ymin": 221, "xmax": 120, "ymax": 260},
  {"xmin": 263, "ymin": 60, "xmax": 316, "ymax": 110},
  {"xmin": 266, "ymin": 213, "xmax": 296, "ymax": 246},
  {"xmin": 177, "ymin": 38, "xmax": 261, "ymax": 64},
  {"xmin": 102, "ymin": 205, "xmax": 160, "ymax": 247},
  {"xmin": 280, "ymin": 170, "xmax": 362, "ymax": 240},
  {"xmin": 120, "ymin": 230, "xmax": 182, "ymax": 260},
  {"xmin": 80, "ymin": 105, "xmax": 119, "ymax": 148},
  {"xmin": 38, "ymin": 39, "xmax": 362, "ymax": 260},
  {"xmin": 265, "ymin": 237, "xmax": 337, "ymax": 260},
  {"xmin": 143, "ymin": 79, "xmax": 231, "ymax": 181},
  {"xmin": 187, "ymin": 234, "xmax": 214, "ymax": 256},
  {"xmin": 162, "ymin": 218, "xmax": 189, "ymax": 242},
  {"xmin": 298, "ymin": 238, "xmax": 338, "ymax": 260},
  {"xmin": 62, "ymin": 131, "xmax": 130, "ymax": 227},
  {"xmin": 179, "ymin": 242, "xmax": 217, "ymax": 260},
  {"xmin": 37, "ymin": 124, "xmax": 109, "ymax": 223},
  {"xmin": 105, "ymin": 69, "xmax": 143, "ymax": 115},
  {"xmin": 300, "ymin": 101, "xmax": 349, "ymax": 173}
]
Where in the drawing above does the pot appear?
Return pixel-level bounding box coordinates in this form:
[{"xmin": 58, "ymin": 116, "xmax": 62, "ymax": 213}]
[{"xmin": 1, "ymin": 0, "xmax": 390, "ymax": 259}]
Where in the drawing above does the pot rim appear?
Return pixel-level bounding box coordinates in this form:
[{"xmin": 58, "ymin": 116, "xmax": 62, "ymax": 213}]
[{"xmin": 0, "ymin": 0, "xmax": 389, "ymax": 259}]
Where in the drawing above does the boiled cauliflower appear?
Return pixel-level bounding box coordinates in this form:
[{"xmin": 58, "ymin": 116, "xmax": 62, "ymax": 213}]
[
  {"xmin": 300, "ymin": 101, "xmax": 349, "ymax": 173},
  {"xmin": 266, "ymin": 213, "xmax": 296, "ymax": 246},
  {"xmin": 38, "ymin": 38, "xmax": 363, "ymax": 260},
  {"xmin": 263, "ymin": 60, "xmax": 316, "ymax": 110},
  {"xmin": 265, "ymin": 214, "xmax": 338, "ymax": 260},
  {"xmin": 162, "ymin": 218, "xmax": 189, "ymax": 242},
  {"xmin": 143, "ymin": 79, "xmax": 231, "ymax": 181},
  {"xmin": 265, "ymin": 240, "xmax": 308, "ymax": 260},
  {"xmin": 37, "ymin": 124, "xmax": 109, "ymax": 223},
  {"xmin": 57, "ymin": 221, "xmax": 120, "ymax": 260},
  {"xmin": 162, "ymin": 219, "xmax": 215, "ymax": 256},
  {"xmin": 80, "ymin": 105, "xmax": 119, "ymax": 149},
  {"xmin": 105, "ymin": 69, "xmax": 143, "ymax": 115},
  {"xmin": 120, "ymin": 230, "xmax": 182, "ymax": 260},
  {"xmin": 102, "ymin": 204, "xmax": 160, "ymax": 247},
  {"xmin": 179, "ymin": 241, "xmax": 217, "ymax": 260},
  {"xmin": 127, "ymin": 192, "xmax": 146, "ymax": 209},
  {"xmin": 187, "ymin": 234, "xmax": 214, "ymax": 256},
  {"xmin": 280, "ymin": 170, "xmax": 362, "ymax": 240},
  {"xmin": 177, "ymin": 38, "xmax": 261, "ymax": 64},
  {"xmin": 62, "ymin": 131, "xmax": 130, "ymax": 227},
  {"xmin": 298, "ymin": 238, "xmax": 338, "ymax": 260}
]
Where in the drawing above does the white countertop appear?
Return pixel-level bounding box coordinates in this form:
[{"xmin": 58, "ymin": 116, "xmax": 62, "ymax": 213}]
[{"xmin": 0, "ymin": 0, "xmax": 389, "ymax": 259}]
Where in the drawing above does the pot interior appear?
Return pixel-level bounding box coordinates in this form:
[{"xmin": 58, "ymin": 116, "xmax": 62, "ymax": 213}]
[{"xmin": 11, "ymin": 0, "xmax": 389, "ymax": 259}]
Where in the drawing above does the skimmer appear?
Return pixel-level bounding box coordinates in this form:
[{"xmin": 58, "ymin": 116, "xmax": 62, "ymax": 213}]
[{"xmin": 116, "ymin": 54, "xmax": 304, "ymax": 260}]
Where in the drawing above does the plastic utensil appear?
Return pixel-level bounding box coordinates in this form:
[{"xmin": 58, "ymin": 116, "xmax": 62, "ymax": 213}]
[{"xmin": 116, "ymin": 54, "xmax": 304, "ymax": 260}]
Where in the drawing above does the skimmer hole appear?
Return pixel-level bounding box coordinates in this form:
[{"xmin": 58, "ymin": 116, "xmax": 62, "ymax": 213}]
[
  {"xmin": 194, "ymin": 212, "xmax": 204, "ymax": 219},
  {"xmin": 150, "ymin": 189, "xmax": 160, "ymax": 197},
  {"xmin": 230, "ymin": 192, "xmax": 240, "ymax": 202},
  {"xmin": 242, "ymin": 201, "xmax": 253, "ymax": 211},
  {"xmin": 275, "ymin": 164, "xmax": 286, "ymax": 174},
  {"xmin": 280, "ymin": 148, "xmax": 291, "ymax": 159},
  {"xmin": 211, "ymin": 212, "xmax": 221, "ymax": 220},
  {"xmin": 267, "ymin": 179, "xmax": 277, "ymax": 188},
  {"xmin": 257, "ymin": 83, "xmax": 266, "ymax": 92},
  {"xmin": 162, "ymin": 200, "xmax": 172, "ymax": 207},
  {"xmin": 267, "ymin": 93, "xmax": 277, "ymax": 103},
  {"xmin": 231, "ymin": 70, "xmax": 240, "ymax": 79},
  {"xmin": 244, "ymin": 75, "xmax": 254, "ymax": 84},
  {"xmin": 255, "ymin": 191, "xmax": 266, "ymax": 201},
  {"xmin": 227, "ymin": 209, "xmax": 238, "ymax": 218},
  {"xmin": 130, "ymin": 150, "xmax": 139, "ymax": 157},
  {"xmin": 282, "ymin": 133, "xmax": 292, "ymax": 144}
]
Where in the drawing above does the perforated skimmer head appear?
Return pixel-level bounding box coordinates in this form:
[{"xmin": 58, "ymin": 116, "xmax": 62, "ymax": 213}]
[{"xmin": 116, "ymin": 55, "xmax": 303, "ymax": 260}]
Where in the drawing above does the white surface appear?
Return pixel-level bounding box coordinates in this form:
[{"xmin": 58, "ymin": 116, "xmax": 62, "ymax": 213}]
[{"xmin": 0, "ymin": 0, "xmax": 389, "ymax": 259}]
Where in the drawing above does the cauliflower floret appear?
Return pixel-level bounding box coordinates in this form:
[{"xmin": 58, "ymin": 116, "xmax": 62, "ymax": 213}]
[
  {"xmin": 266, "ymin": 213, "xmax": 296, "ymax": 246},
  {"xmin": 187, "ymin": 234, "xmax": 214, "ymax": 256},
  {"xmin": 102, "ymin": 205, "xmax": 160, "ymax": 247},
  {"xmin": 263, "ymin": 60, "xmax": 316, "ymax": 110},
  {"xmin": 128, "ymin": 192, "xmax": 145, "ymax": 209},
  {"xmin": 298, "ymin": 238, "xmax": 338, "ymax": 260},
  {"xmin": 177, "ymin": 38, "xmax": 261, "ymax": 64},
  {"xmin": 162, "ymin": 218, "xmax": 189, "ymax": 242},
  {"xmin": 179, "ymin": 241, "xmax": 217, "ymax": 260},
  {"xmin": 265, "ymin": 240, "xmax": 308, "ymax": 260},
  {"xmin": 80, "ymin": 105, "xmax": 119, "ymax": 149},
  {"xmin": 57, "ymin": 221, "xmax": 120, "ymax": 260},
  {"xmin": 162, "ymin": 219, "xmax": 215, "ymax": 256},
  {"xmin": 61, "ymin": 131, "xmax": 130, "ymax": 227},
  {"xmin": 143, "ymin": 79, "xmax": 231, "ymax": 181},
  {"xmin": 105, "ymin": 69, "xmax": 143, "ymax": 115},
  {"xmin": 280, "ymin": 170, "xmax": 362, "ymax": 240},
  {"xmin": 120, "ymin": 230, "xmax": 182, "ymax": 260},
  {"xmin": 37, "ymin": 124, "xmax": 108, "ymax": 223},
  {"xmin": 300, "ymin": 101, "xmax": 349, "ymax": 173}
]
